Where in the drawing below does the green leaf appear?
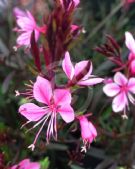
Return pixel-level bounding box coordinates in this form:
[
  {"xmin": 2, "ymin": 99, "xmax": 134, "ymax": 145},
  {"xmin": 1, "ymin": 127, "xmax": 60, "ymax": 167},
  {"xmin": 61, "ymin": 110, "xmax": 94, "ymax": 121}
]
[{"xmin": 40, "ymin": 157, "xmax": 50, "ymax": 169}]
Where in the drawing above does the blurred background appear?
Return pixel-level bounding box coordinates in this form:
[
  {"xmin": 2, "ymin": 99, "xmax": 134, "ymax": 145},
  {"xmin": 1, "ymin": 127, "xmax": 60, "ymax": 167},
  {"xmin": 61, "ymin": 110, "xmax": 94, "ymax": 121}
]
[{"xmin": 0, "ymin": 0, "xmax": 135, "ymax": 168}]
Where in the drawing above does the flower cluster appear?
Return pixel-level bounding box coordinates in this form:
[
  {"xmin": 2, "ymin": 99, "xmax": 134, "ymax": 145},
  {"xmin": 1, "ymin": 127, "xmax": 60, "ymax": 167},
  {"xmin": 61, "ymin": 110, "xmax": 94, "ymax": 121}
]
[
  {"xmin": 14, "ymin": 0, "xmax": 102, "ymax": 153},
  {"xmin": 14, "ymin": 0, "xmax": 135, "ymax": 158}
]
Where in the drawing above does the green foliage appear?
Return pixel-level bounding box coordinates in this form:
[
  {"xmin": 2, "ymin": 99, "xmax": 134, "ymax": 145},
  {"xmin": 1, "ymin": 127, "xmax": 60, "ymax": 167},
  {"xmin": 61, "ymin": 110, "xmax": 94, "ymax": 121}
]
[{"xmin": 40, "ymin": 157, "xmax": 50, "ymax": 169}]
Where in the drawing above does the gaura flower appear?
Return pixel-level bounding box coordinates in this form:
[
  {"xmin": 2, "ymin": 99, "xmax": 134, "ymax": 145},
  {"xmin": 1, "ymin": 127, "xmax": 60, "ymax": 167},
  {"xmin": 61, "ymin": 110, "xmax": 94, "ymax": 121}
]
[
  {"xmin": 78, "ymin": 116, "xmax": 97, "ymax": 152},
  {"xmin": 11, "ymin": 158, "xmax": 40, "ymax": 169},
  {"xmin": 103, "ymin": 72, "xmax": 135, "ymax": 115},
  {"xmin": 62, "ymin": 52, "xmax": 104, "ymax": 86},
  {"xmin": 125, "ymin": 31, "xmax": 135, "ymax": 75},
  {"xmin": 13, "ymin": 7, "xmax": 46, "ymax": 48},
  {"xmin": 19, "ymin": 76, "xmax": 74, "ymax": 151}
]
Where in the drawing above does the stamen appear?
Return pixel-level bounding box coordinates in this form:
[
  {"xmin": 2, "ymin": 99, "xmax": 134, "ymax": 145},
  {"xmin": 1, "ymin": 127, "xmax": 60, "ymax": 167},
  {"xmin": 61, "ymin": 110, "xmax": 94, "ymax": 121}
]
[
  {"xmin": 13, "ymin": 46, "xmax": 18, "ymax": 51},
  {"xmin": 28, "ymin": 112, "xmax": 51, "ymax": 151},
  {"xmin": 15, "ymin": 90, "xmax": 33, "ymax": 98},
  {"xmin": 25, "ymin": 113, "xmax": 50, "ymax": 133},
  {"xmin": 46, "ymin": 111, "xmax": 57, "ymax": 143},
  {"xmin": 24, "ymin": 83, "xmax": 33, "ymax": 88},
  {"xmin": 21, "ymin": 120, "xmax": 31, "ymax": 129},
  {"xmin": 15, "ymin": 90, "xmax": 20, "ymax": 96},
  {"xmin": 122, "ymin": 109, "xmax": 128, "ymax": 119},
  {"xmin": 128, "ymin": 93, "xmax": 135, "ymax": 104},
  {"xmin": 81, "ymin": 146, "xmax": 87, "ymax": 153},
  {"xmin": 28, "ymin": 144, "xmax": 35, "ymax": 151}
]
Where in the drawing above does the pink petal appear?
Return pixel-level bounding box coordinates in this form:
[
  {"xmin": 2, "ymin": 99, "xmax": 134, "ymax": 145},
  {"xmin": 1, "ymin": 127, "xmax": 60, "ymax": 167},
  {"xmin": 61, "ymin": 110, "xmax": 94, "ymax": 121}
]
[
  {"xmin": 103, "ymin": 83, "xmax": 120, "ymax": 97},
  {"xmin": 82, "ymin": 62, "xmax": 93, "ymax": 80},
  {"xmin": 11, "ymin": 159, "xmax": 40, "ymax": 169},
  {"xmin": 88, "ymin": 122, "xmax": 97, "ymax": 137},
  {"xmin": 128, "ymin": 52, "xmax": 135, "ymax": 60},
  {"xmin": 13, "ymin": 7, "xmax": 27, "ymax": 18},
  {"xmin": 17, "ymin": 17, "xmax": 35, "ymax": 30},
  {"xmin": 79, "ymin": 116, "xmax": 90, "ymax": 139},
  {"xmin": 125, "ymin": 31, "xmax": 135, "ymax": 54},
  {"xmin": 73, "ymin": 0, "xmax": 80, "ymax": 6},
  {"xmin": 112, "ymin": 92, "xmax": 128, "ymax": 112},
  {"xmin": 71, "ymin": 24, "xmax": 79, "ymax": 32},
  {"xmin": 58, "ymin": 105, "xmax": 75, "ymax": 123},
  {"xmin": 19, "ymin": 103, "xmax": 47, "ymax": 121},
  {"xmin": 130, "ymin": 60, "xmax": 135, "ymax": 74},
  {"xmin": 18, "ymin": 159, "xmax": 30, "ymax": 168},
  {"xmin": 78, "ymin": 77, "xmax": 104, "ymax": 86},
  {"xmin": 74, "ymin": 60, "xmax": 91, "ymax": 78},
  {"xmin": 27, "ymin": 162, "xmax": 40, "ymax": 169},
  {"xmin": 11, "ymin": 165, "xmax": 18, "ymax": 169},
  {"xmin": 54, "ymin": 89, "xmax": 72, "ymax": 105},
  {"xmin": 33, "ymin": 76, "xmax": 52, "ymax": 105},
  {"xmin": 62, "ymin": 52, "xmax": 74, "ymax": 80},
  {"xmin": 26, "ymin": 11, "xmax": 36, "ymax": 24},
  {"xmin": 114, "ymin": 72, "xmax": 128, "ymax": 86},
  {"xmin": 16, "ymin": 30, "xmax": 39, "ymax": 46},
  {"xmin": 79, "ymin": 116, "xmax": 97, "ymax": 142},
  {"xmin": 128, "ymin": 77, "xmax": 135, "ymax": 93},
  {"xmin": 17, "ymin": 32, "xmax": 31, "ymax": 46}
]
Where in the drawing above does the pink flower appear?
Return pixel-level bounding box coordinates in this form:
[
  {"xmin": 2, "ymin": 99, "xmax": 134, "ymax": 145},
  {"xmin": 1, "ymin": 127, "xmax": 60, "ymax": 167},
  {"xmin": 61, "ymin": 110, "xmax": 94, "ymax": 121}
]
[
  {"xmin": 125, "ymin": 31, "xmax": 135, "ymax": 75},
  {"xmin": 62, "ymin": 52, "xmax": 104, "ymax": 86},
  {"xmin": 13, "ymin": 7, "xmax": 46, "ymax": 48},
  {"xmin": 78, "ymin": 116, "xmax": 97, "ymax": 152},
  {"xmin": 103, "ymin": 72, "xmax": 135, "ymax": 114},
  {"xmin": 19, "ymin": 76, "xmax": 74, "ymax": 150},
  {"xmin": 11, "ymin": 158, "xmax": 40, "ymax": 169}
]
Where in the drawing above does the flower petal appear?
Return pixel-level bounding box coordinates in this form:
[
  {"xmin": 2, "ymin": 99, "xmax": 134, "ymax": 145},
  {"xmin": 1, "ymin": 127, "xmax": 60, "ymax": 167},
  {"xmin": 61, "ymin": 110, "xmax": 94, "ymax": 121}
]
[
  {"xmin": 62, "ymin": 52, "xmax": 74, "ymax": 80},
  {"xmin": 79, "ymin": 116, "xmax": 97, "ymax": 142},
  {"xmin": 78, "ymin": 77, "xmax": 104, "ymax": 86},
  {"xmin": 54, "ymin": 89, "xmax": 71, "ymax": 105},
  {"xmin": 114, "ymin": 72, "xmax": 128, "ymax": 86},
  {"xmin": 73, "ymin": 0, "xmax": 80, "ymax": 6},
  {"xmin": 13, "ymin": 7, "xmax": 27, "ymax": 18},
  {"xmin": 11, "ymin": 159, "xmax": 40, "ymax": 169},
  {"xmin": 27, "ymin": 162, "xmax": 40, "ymax": 169},
  {"xmin": 16, "ymin": 11, "xmax": 36, "ymax": 31},
  {"xmin": 125, "ymin": 31, "xmax": 135, "ymax": 54},
  {"xmin": 82, "ymin": 62, "xmax": 93, "ymax": 80},
  {"xmin": 79, "ymin": 116, "xmax": 90, "ymax": 139},
  {"xmin": 11, "ymin": 165, "xmax": 18, "ymax": 169},
  {"xmin": 88, "ymin": 122, "xmax": 97, "ymax": 138},
  {"xmin": 103, "ymin": 83, "xmax": 120, "ymax": 97},
  {"xmin": 19, "ymin": 103, "xmax": 47, "ymax": 121},
  {"xmin": 19, "ymin": 159, "xmax": 30, "ymax": 167},
  {"xmin": 58, "ymin": 105, "xmax": 75, "ymax": 123},
  {"xmin": 112, "ymin": 92, "xmax": 128, "ymax": 112},
  {"xmin": 16, "ymin": 30, "xmax": 39, "ymax": 46},
  {"xmin": 17, "ymin": 32, "xmax": 32, "ymax": 46},
  {"xmin": 128, "ymin": 77, "xmax": 135, "ymax": 94},
  {"xmin": 130, "ymin": 60, "xmax": 135, "ymax": 74},
  {"xmin": 74, "ymin": 60, "xmax": 91, "ymax": 78},
  {"xmin": 33, "ymin": 76, "xmax": 52, "ymax": 105}
]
